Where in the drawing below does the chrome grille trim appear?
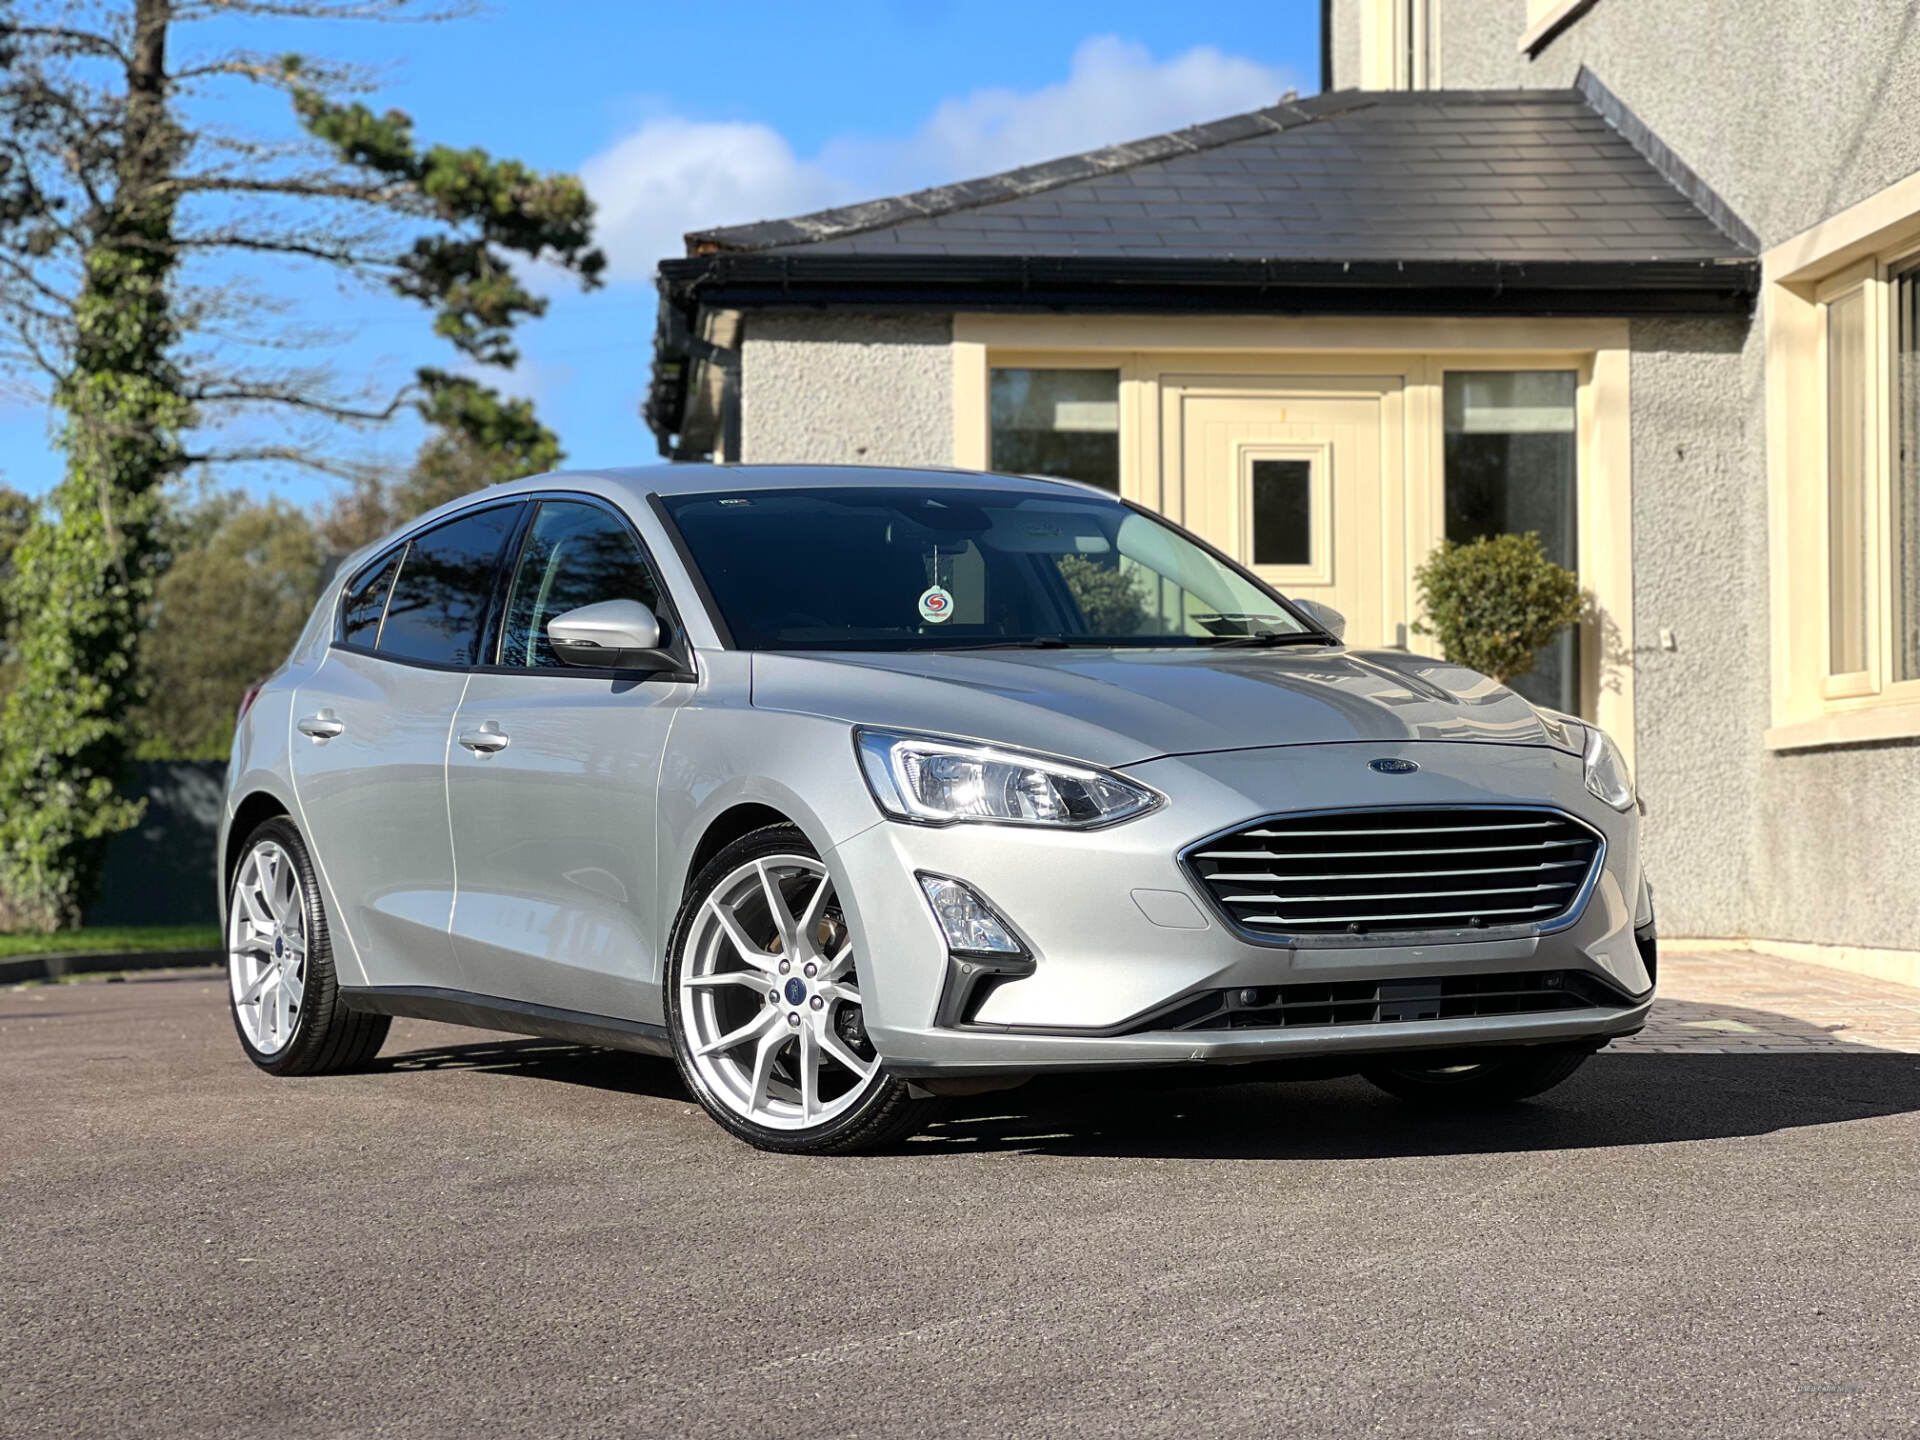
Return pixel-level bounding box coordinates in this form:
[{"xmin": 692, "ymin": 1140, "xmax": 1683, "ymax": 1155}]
[{"xmin": 1182, "ymin": 805, "xmax": 1605, "ymax": 944}]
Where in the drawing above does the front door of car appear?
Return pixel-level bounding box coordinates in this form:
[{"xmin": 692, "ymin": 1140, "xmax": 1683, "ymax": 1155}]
[
  {"xmin": 1170, "ymin": 376, "xmax": 1404, "ymax": 649},
  {"xmin": 288, "ymin": 500, "xmax": 524, "ymax": 990},
  {"xmin": 446, "ymin": 497, "xmax": 693, "ymax": 1022}
]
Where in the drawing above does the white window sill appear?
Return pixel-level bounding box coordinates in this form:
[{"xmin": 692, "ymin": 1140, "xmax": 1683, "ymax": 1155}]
[
  {"xmin": 1765, "ymin": 699, "xmax": 1920, "ymax": 751},
  {"xmin": 1518, "ymin": 0, "xmax": 1599, "ymax": 56}
]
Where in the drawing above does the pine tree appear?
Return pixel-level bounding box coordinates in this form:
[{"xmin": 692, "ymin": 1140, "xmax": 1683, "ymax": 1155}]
[{"xmin": 0, "ymin": 1, "xmax": 604, "ymax": 926}]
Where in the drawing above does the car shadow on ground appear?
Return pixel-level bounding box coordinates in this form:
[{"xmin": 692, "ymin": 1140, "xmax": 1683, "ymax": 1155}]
[
  {"xmin": 373, "ymin": 999, "xmax": 1920, "ymax": 1161},
  {"xmin": 380, "ymin": 1037, "xmax": 689, "ymax": 1101}
]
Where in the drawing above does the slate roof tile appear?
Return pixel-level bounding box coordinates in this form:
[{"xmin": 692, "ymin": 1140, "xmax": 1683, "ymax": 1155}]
[{"xmin": 687, "ymin": 84, "xmax": 1755, "ymax": 264}]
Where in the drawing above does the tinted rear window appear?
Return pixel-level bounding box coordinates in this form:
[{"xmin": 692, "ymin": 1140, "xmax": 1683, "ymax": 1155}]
[
  {"xmin": 377, "ymin": 505, "xmax": 520, "ymax": 666},
  {"xmin": 339, "ymin": 551, "xmax": 400, "ymax": 648}
]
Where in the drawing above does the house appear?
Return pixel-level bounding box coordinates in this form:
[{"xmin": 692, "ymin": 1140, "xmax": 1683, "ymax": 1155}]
[{"xmin": 645, "ymin": 2, "xmax": 1920, "ymax": 965}]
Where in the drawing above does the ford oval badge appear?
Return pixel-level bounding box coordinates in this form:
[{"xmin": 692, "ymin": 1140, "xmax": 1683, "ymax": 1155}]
[{"xmin": 1368, "ymin": 757, "xmax": 1419, "ymax": 775}]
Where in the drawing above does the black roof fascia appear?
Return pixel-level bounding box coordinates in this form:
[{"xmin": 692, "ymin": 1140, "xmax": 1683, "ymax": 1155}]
[{"xmin": 658, "ymin": 253, "xmax": 1759, "ymax": 319}]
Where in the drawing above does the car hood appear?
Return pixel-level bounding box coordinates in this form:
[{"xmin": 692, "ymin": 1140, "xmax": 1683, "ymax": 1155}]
[{"xmin": 748, "ymin": 646, "xmax": 1580, "ymax": 768}]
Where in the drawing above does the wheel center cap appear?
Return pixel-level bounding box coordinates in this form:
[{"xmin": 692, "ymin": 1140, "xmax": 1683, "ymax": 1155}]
[
  {"xmin": 784, "ymin": 977, "xmax": 807, "ymax": 1006},
  {"xmin": 273, "ymin": 936, "xmax": 284, "ymax": 959}
]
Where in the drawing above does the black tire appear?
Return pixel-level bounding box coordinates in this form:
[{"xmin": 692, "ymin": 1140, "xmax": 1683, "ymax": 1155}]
[
  {"xmin": 664, "ymin": 824, "xmax": 930, "ymax": 1155},
  {"xmin": 226, "ymin": 816, "xmax": 389, "ymax": 1077},
  {"xmin": 1362, "ymin": 1044, "xmax": 1592, "ymax": 1108}
]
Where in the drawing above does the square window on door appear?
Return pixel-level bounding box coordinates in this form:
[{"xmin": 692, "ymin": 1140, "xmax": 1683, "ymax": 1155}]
[{"xmin": 1251, "ymin": 458, "xmax": 1313, "ymax": 566}]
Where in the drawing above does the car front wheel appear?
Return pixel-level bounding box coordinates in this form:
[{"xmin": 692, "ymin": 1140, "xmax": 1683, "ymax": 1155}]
[{"xmin": 665, "ymin": 825, "xmax": 929, "ymax": 1154}]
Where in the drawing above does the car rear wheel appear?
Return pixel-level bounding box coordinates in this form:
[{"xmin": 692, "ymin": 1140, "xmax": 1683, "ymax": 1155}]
[
  {"xmin": 227, "ymin": 817, "xmax": 389, "ymax": 1076},
  {"xmin": 1361, "ymin": 1045, "xmax": 1591, "ymax": 1107},
  {"xmin": 666, "ymin": 825, "xmax": 929, "ymax": 1154}
]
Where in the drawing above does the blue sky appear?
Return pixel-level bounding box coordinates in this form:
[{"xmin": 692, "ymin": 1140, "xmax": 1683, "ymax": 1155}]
[{"xmin": 1, "ymin": 1, "xmax": 1320, "ymax": 509}]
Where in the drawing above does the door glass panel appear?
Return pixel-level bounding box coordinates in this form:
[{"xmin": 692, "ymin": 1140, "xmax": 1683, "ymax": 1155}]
[
  {"xmin": 377, "ymin": 505, "xmax": 520, "ymax": 666},
  {"xmin": 1894, "ymin": 262, "xmax": 1920, "ymax": 683},
  {"xmin": 339, "ymin": 550, "xmax": 400, "ymax": 649},
  {"xmin": 990, "ymin": 369, "xmax": 1120, "ymax": 492},
  {"xmin": 1443, "ymin": 371, "xmax": 1579, "ymax": 711},
  {"xmin": 499, "ymin": 501, "xmax": 664, "ymax": 668},
  {"xmin": 1251, "ymin": 458, "xmax": 1312, "ymax": 566},
  {"xmin": 1827, "ymin": 287, "xmax": 1870, "ymax": 676}
]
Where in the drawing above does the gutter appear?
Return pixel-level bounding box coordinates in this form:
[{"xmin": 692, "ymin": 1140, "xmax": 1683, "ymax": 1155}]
[{"xmin": 659, "ymin": 252, "xmax": 1758, "ymax": 315}]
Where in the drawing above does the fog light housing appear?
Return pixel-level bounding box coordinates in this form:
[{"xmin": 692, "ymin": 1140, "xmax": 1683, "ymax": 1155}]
[{"xmin": 918, "ymin": 874, "xmax": 1023, "ymax": 956}]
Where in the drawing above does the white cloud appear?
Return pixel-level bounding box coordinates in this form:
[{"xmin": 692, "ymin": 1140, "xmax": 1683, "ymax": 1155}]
[
  {"xmin": 579, "ymin": 117, "xmax": 843, "ymax": 284},
  {"xmin": 581, "ymin": 37, "xmax": 1299, "ymax": 284}
]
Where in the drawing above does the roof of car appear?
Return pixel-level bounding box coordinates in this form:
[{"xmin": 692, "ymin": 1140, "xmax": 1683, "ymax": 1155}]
[{"xmin": 497, "ymin": 463, "xmax": 1113, "ymax": 502}]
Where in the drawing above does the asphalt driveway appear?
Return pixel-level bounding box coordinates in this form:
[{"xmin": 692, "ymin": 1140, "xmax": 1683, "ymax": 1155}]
[{"xmin": 6, "ymin": 960, "xmax": 1920, "ymax": 1438}]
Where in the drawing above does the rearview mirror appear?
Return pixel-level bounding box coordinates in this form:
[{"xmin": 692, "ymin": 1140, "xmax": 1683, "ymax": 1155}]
[
  {"xmin": 1292, "ymin": 598, "xmax": 1347, "ymax": 641},
  {"xmin": 547, "ymin": 599, "xmax": 670, "ymax": 670}
]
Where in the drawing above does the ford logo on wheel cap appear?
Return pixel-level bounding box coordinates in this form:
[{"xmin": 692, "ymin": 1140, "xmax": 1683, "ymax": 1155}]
[{"xmin": 1368, "ymin": 757, "xmax": 1419, "ymax": 775}]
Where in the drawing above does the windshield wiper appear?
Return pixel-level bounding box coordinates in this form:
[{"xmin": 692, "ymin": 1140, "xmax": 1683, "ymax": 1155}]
[
  {"xmin": 941, "ymin": 635, "xmax": 1073, "ymax": 650},
  {"xmin": 1198, "ymin": 630, "xmax": 1337, "ymax": 649}
]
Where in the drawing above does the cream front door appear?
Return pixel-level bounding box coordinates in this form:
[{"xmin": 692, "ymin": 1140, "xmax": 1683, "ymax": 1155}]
[{"xmin": 1169, "ymin": 377, "xmax": 1406, "ymax": 649}]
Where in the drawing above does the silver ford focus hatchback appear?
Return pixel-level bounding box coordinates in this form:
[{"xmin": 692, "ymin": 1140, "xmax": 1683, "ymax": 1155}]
[{"xmin": 222, "ymin": 464, "xmax": 1654, "ymax": 1153}]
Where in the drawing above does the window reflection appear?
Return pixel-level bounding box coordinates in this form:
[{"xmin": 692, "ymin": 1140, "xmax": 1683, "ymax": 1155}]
[
  {"xmin": 378, "ymin": 506, "xmax": 519, "ymax": 666},
  {"xmin": 499, "ymin": 501, "xmax": 663, "ymax": 668},
  {"xmin": 1443, "ymin": 372, "xmax": 1579, "ymax": 712},
  {"xmin": 990, "ymin": 369, "xmax": 1120, "ymax": 492}
]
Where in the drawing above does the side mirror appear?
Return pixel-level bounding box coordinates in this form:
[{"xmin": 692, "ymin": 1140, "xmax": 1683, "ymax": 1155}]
[
  {"xmin": 547, "ymin": 599, "xmax": 670, "ymax": 671},
  {"xmin": 1292, "ymin": 598, "xmax": 1347, "ymax": 642}
]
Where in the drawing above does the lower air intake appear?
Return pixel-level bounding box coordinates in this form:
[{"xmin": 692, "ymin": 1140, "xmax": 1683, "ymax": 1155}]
[{"xmin": 1133, "ymin": 970, "xmax": 1633, "ymax": 1035}]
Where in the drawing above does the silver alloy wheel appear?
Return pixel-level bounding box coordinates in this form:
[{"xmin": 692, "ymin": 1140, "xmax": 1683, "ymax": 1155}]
[
  {"xmin": 679, "ymin": 854, "xmax": 880, "ymax": 1132},
  {"xmin": 228, "ymin": 839, "xmax": 309, "ymax": 1056}
]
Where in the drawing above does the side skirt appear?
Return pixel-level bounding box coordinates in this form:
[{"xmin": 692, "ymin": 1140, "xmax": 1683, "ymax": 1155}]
[{"xmin": 340, "ymin": 985, "xmax": 673, "ymax": 1057}]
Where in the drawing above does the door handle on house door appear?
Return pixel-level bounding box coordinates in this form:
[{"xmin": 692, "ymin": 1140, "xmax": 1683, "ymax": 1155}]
[
  {"xmin": 297, "ymin": 710, "xmax": 345, "ymax": 741},
  {"xmin": 457, "ymin": 722, "xmax": 510, "ymax": 756}
]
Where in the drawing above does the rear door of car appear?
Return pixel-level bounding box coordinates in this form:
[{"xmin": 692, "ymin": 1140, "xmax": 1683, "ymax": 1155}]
[
  {"xmin": 446, "ymin": 494, "xmax": 695, "ymax": 1021},
  {"xmin": 288, "ymin": 500, "xmax": 525, "ymax": 989}
]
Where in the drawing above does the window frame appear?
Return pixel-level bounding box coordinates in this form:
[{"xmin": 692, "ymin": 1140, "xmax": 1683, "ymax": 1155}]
[
  {"xmin": 332, "ymin": 498, "xmax": 528, "ymax": 671},
  {"xmin": 486, "ymin": 493, "xmax": 686, "ymax": 677},
  {"xmin": 1814, "ymin": 261, "xmax": 1883, "ymax": 700},
  {"xmin": 986, "ymin": 364, "xmax": 1124, "ymax": 495},
  {"xmin": 331, "ymin": 491, "xmax": 695, "ymax": 683},
  {"xmin": 1236, "ymin": 440, "xmax": 1332, "ymax": 585},
  {"xmin": 1356, "ymin": 0, "xmax": 1439, "ymax": 88},
  {"xmin": 1764, "ymin": 179, "xmax": 1920, "ymax": 749}
]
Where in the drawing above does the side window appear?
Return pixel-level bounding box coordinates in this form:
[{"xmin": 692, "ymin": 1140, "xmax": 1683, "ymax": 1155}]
[
  {"xmin": 498, "ymin": 501, "xmax": 664, "ymax": 668},
  {"xmin": 377, "ymin": 505, "xmax": 521, "ymax": 666},
  {"xmin": 339, "ymin": 550, "xmax": 401, "ymax": 649}
]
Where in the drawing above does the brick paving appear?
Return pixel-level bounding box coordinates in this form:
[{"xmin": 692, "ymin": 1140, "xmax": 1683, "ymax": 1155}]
[{"xmin": 1624, "ymin": 946, "xmax": 1920, "ymax": 1053}]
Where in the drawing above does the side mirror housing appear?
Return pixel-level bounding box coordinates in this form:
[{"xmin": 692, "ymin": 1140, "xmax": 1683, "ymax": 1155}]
[
  {"xmin": 1292, "ymin": 598, "xmax": 1347, "ymax": 642},
  {"xmin": 547, "ymin": 599, "xmax": 671, "ymax": 671}
]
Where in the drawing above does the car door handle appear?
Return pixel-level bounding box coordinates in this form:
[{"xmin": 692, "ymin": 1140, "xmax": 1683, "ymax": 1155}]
[
  {"xmin": 297, "ymin": 711, "xmax": 345, "ymax": 742},
  {"xmin": 457, "ymin": 723, "xmax": 510, "ymax": 756}
]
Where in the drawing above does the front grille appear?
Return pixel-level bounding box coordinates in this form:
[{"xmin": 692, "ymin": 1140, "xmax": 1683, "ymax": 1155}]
[
  {"xmin": 1133, "ymin": 970, "xmax": 1631, "ymax": 1034},
  {"xmin": 1187, "ymin": 806, "xmax": 1602, "ymax": 939}
]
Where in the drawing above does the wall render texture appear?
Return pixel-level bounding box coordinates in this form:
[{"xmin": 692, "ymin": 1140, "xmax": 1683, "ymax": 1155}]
[{"xmin": 740, "ymin": 314, "xmax": 954, "ymax": 468}]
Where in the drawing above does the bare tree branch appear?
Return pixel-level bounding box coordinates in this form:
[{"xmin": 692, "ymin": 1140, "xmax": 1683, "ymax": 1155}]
[
  {"xmin": 186, "ymin": 380, "xmax": 411, "ymax": 423},
  {"xmin": 0, "ymin": 24, "xmax": 131, "ymax": 64},
  {"xmin": 181, "ymin": 444, "xmax": 390, "ymax": 482}
]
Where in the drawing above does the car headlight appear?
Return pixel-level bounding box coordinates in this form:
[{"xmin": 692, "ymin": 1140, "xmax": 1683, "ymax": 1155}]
[
  {"xmin": 1582, "ymin": 724, "xmax": 1635, "ymax": 812},
  {"xmin": 855, "ymin": 728, "xmax": 1162, "ymax": 828}
]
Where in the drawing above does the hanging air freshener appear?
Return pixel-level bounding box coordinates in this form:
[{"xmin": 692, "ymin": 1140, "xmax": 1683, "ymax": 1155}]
[{"xmin": 918, "ymin": 586, "xmax": 954, "ymax": 623}]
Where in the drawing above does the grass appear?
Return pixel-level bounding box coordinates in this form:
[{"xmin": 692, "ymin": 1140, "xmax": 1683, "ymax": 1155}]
[{"xmin": 0, "ymin": 923, "xmax": 221, "ymax": 960}]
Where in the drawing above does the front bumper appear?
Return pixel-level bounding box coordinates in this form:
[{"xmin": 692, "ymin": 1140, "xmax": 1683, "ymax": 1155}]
[{"xmin": 828, "ymin": 740, "xmax": 1649, "ymax": 1077}]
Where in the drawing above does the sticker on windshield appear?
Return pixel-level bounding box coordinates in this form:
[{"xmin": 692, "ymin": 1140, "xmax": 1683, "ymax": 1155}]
[{"xmin": 918, "ymin": 586, "xmax": 954, "ymax": 624}]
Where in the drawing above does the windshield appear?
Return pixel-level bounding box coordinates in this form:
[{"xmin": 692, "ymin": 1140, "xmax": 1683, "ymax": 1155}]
[{"xmin": 662, "ymin": 486, "xmax": 1318, "ymax": 651}]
